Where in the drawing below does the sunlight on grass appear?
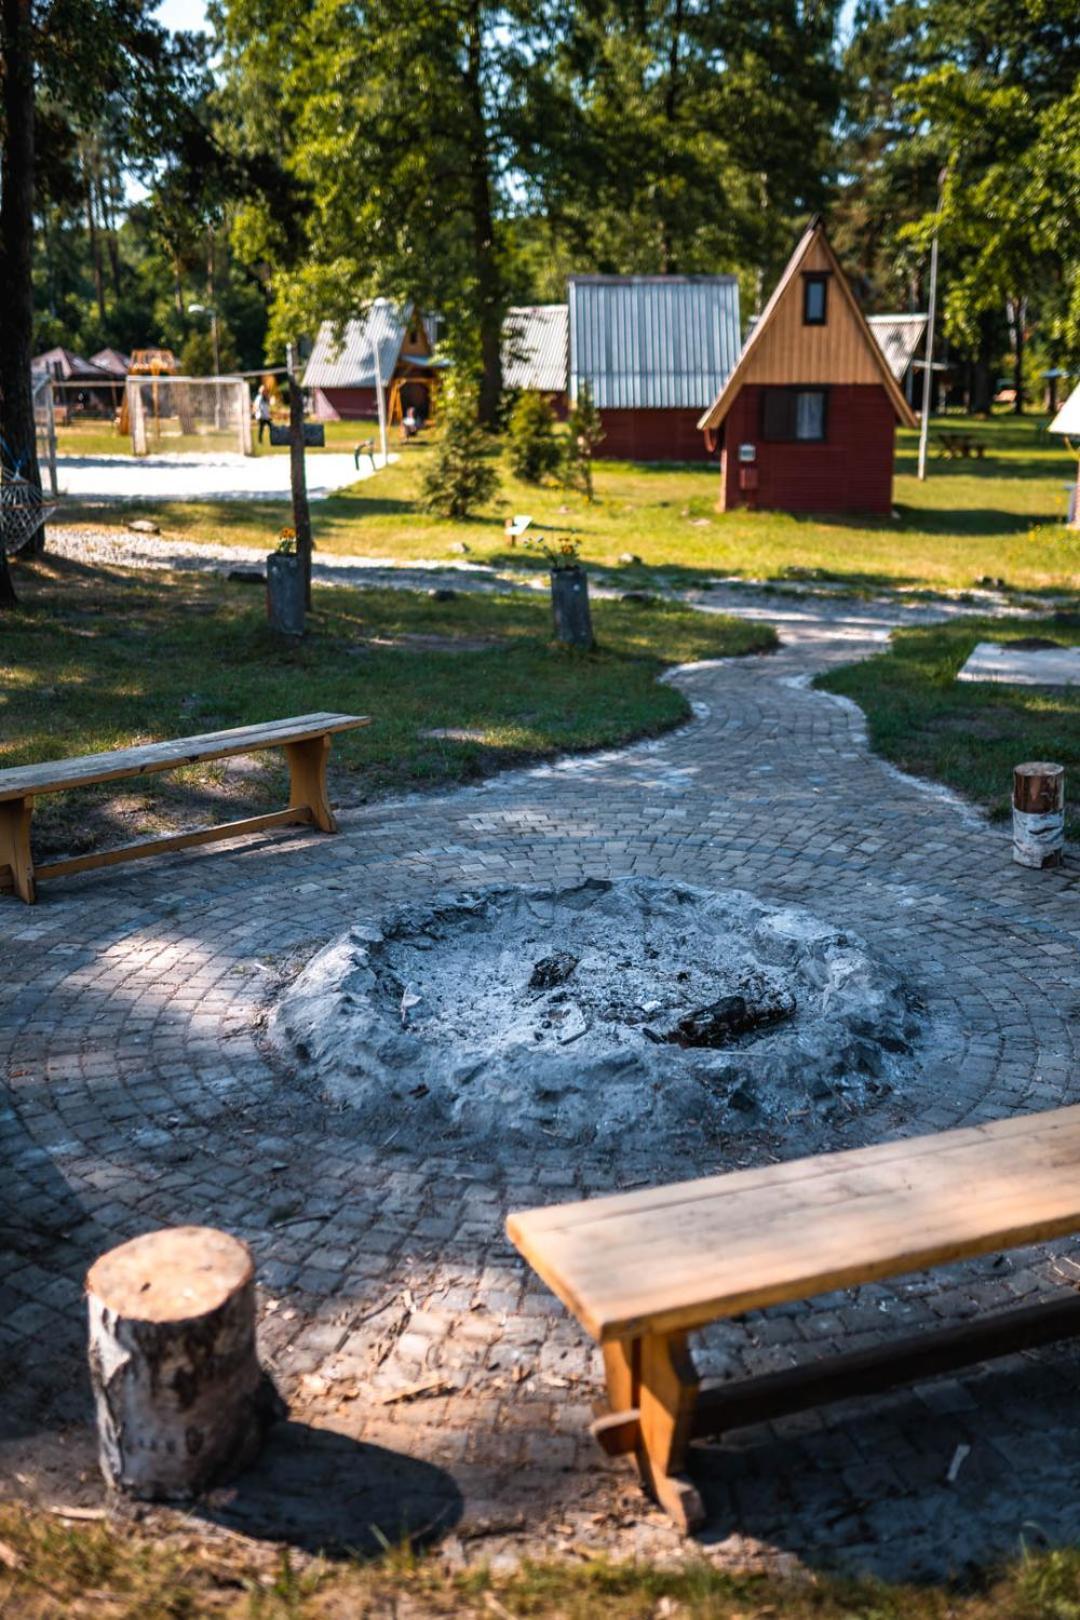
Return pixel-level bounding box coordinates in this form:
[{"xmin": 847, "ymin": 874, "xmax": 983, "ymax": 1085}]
[{"xmin": 55, "ymin": 414, "xmax": 1080, "ymax": 594}]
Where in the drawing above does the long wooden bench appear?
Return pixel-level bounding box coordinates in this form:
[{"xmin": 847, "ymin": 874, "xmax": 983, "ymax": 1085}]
[
  {"xmin": 0, "ymin": 711, "xmax": 370, "ymax": 904},
  {"xmin": 508, "ymin": 1106, "xmax": 1080, "ymax": 1532}
]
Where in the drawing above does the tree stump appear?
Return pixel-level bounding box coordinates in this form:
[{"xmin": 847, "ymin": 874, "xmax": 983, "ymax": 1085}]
[
  {"xmin": 551, "ymin": 565, "xmax": 594, "ymax": 649},
  {"xmin": 86, "ymin": 1226, "xmax": 273, "ymax": 1500},
  {"xmin": 1012, "ymin": 762, "xmax": 1065, "ymax": 869}
]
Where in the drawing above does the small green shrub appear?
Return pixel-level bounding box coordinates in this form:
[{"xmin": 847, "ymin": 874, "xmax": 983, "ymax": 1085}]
[
  {"xmin": 562, "ymin": 381, "xmax": 605, "ymax": 502},
  {"xmin": 419, "ymin": 384, "xmax": 499, "ymax": 519},
  {"xmin": 506, "ymin": 391, "xmax": 562, "ymax": 484}
]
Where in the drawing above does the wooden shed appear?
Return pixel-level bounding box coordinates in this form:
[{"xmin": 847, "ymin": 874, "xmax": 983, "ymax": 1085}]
[
  {"xmin": 502, "ymin": 305, "xmax": 569, "ymax": 417},
  {"xmin": 698, "ymin": 220, "xmax": 917, "ymax": 515}
]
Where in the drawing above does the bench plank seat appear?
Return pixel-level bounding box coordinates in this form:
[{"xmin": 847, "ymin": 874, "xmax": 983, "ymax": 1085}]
[
  {"xmin": 0, "ymin": 711, "xmax": 370, "ymax": 902},
  {"xmin": 508, "ymin": 1106, "xmax": 1080, "ymax": 1531},
  {"xmin": 0, "ymin": 712, "xmax": 365, "ymax": 801}
]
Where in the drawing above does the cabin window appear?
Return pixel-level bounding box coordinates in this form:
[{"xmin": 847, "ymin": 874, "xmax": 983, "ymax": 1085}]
[
  {"xmin": 802, "ymin": 273, "xmax": 829, "ymax": 326},
  {"xmin": 761, "ymin": 387, "xmax": 828, "ymax": 443}
]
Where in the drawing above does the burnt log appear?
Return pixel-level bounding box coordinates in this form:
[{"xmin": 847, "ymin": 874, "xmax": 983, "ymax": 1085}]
[
  {"xmin": 86, "ymin": 1226, "xmax": 278, "ymax": 1500},
  {"xmin": 1013, "ymin": 761, "xmax": 1065, "ymax": 869},
  {"xmin": 657, "ymin": 983, "xmax": 796, "ymax": 1049}
]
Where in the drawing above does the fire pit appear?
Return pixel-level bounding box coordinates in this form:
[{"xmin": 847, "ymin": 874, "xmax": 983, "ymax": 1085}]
[{"xmin": 270, "ymin": 878, "xmax": 922, "ymax": 1157}]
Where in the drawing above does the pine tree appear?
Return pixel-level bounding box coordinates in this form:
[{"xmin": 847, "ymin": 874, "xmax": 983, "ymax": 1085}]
[
  {"xmin": 507, "ymin": 392, "xmax": 561, "ymax": 484},
  {"xmin": 562, "ymin": 384, "xmax": 604, "ymax": 505},
  {"xmin": 420, "ymin": 383, "xmax": 499, "ymax": 519}
]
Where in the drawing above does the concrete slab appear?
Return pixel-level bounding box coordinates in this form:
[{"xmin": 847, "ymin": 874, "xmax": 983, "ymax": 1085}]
[
  {"xmin": 55, "ymin": 449, "xmax": 390, "ymax": 503},
  {"xmin": 957, "ymin": 640, "xmax": 1080, "ymax": 687}
]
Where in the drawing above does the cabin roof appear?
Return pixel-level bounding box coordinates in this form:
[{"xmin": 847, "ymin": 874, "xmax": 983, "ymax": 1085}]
[
  {"xmin": 303, "ymin": 302, "xmax": 435, "ymax": 390},
  {"xmin": 698, "ymin": 222, "xmax": 917, "ymax": 431},
  {"xmin": 866, "ymin": 314, "xmax": 928, "ymax": 382},
  {"xmin": 568, "ymin": 275, "xmax": 741, "ymax": 409},
  {"xmin": 1050, "ymin": 381, "xmax": 1080, "ymax": 436},
  {"xmin": 502, "ymin": 305, "xmax": 569, "ymax": 394}
]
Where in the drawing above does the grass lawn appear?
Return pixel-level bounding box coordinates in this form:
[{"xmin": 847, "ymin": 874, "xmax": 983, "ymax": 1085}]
[
  {"xmin": 2, "ymin": 1501, "xmax": 1080, "ymax": 1619},
  {"xmin": 56, "ymin": 415, "xmax": 1080, "ymax": 595},
  {"xmin": 817, "ymin": 615, "xmax": 1080, "ymax": 841},
  {"xmin": 53, "ymin": 417, "xmax": 368, "ymax": 459},
  {"xmin": 1, "ymin": 555, "xmax": 774, "ymax": 860}
]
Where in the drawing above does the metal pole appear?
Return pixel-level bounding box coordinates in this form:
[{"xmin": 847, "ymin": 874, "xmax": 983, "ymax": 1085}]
[
  {"xmin": 373, "ymin": 334, "xmax": 388, "ymax": 466},
  {"xmin": 917, "ymin": 178, "xmax": 945, "ymax": 482},
  {"xmin": 211, "ymin": 311, "xmax": 221, "ymax": 377}
]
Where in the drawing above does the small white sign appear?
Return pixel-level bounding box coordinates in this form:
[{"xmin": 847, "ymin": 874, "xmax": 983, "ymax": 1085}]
[{"xmin": 739, "ymin": 443, "xmax": 756, "ymax": 463}]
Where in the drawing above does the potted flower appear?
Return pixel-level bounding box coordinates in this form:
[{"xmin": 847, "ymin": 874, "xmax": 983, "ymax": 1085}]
[
  {"xmin": 523, "ymin": 534, "xmax": 594, "ymax": 649},
  {"xmin": 266, "ymin": 527, "xmax": 305, "ymax": 636}
]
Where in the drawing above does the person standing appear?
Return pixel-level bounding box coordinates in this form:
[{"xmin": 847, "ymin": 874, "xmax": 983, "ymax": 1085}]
[{"xmin": 253, "ymin": 384, "xmax": 272, "ymax": 444}]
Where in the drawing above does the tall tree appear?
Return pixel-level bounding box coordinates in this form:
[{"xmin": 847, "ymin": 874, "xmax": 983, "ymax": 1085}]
[{"xmin": 0, "ymin": 0, "xmax": 42, "ymax": 599}]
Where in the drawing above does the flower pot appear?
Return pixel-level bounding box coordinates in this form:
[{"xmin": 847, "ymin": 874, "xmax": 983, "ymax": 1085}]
[
  {"xmin": 266, "ymin": 552, "xmax": 305, "ymax": 636},
  {"xmin": 550, "ymin": 564, "xmax": 594, "ymax": 649}
]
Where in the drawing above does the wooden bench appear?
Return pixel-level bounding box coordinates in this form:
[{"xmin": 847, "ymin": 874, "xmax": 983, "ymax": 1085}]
[
  {"xmin": 508, "ymin": 1106, "xmax": 1080, "ymax": 1532},
  {"xmin": 935, "ymin": 432, "xmax": 986, "ymax": 460},
  {"xmin": 0, "ymin": 711, "xmax": 370, "ymax": 904}
]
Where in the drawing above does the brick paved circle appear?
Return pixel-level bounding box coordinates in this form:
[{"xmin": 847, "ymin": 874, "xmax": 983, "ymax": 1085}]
[{"xmin": 2, "ymin": 592, "xmax": 1078, "ymax": 1580}]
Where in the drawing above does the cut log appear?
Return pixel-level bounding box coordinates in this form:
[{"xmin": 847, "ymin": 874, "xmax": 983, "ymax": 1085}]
[
  {"xmin": 86, "ymin": 1226, "xmax": 277, "ymax": 1500},
  {"xmin": 1013, "ymin": 761, "xmax": 1065, "ymax": 869},
  {"xmin": 550, "ymin": 566, "xmax": 594, "ymax": 650}
]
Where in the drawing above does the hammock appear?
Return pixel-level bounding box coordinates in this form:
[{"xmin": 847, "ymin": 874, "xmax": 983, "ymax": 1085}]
[{"xmin": 0, "ymin": 465, "xmax": 55, "ymax": 554}]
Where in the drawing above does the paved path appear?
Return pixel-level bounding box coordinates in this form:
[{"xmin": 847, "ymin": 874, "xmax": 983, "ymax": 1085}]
[{"xmin": 2, "ymin": 597, "xmax": 1078, "ymax": 1581}]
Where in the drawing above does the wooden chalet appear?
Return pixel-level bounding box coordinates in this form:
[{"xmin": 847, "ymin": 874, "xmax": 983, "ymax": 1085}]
[
  {"xmin": 698, "ymin": 220, "xmax": 917, "ymax": 515},
  {"xmin": 304, "ymin": 302, "xmax": 440, "ymax": 424}
]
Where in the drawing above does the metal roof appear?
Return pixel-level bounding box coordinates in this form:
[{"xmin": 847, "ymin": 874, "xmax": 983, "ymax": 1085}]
[
  {"xmin": 1050, "ymin": 381, "xmax": 1080, "ymax": 436},
  {"xmin": 502, "ymin": 305, "xmax": 568, "ymax": 393},
  {"xmin": 568, "ymin": 276, "xmax": 741, "ymax": 409},
  {"xmin": 866, "ymin": 314, "xmax": 928, "ymax": 382},
  {"xmin": 303, "ymin": 301, "xmax": 434, "ymax": 390}
]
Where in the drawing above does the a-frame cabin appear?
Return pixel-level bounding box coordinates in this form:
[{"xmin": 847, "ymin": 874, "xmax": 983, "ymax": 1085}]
[{"xmin": 698, "ymin": 219, "xmax": 917, "ymax": 515}]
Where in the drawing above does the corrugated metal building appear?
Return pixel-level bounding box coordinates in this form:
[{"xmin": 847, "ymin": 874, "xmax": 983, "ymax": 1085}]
[
  {"xmin": 304, "ymin": 301, "xmax": 439, "ymax": 421},
  {"xmin": 568, "ymin": 276, "xmax": 742, "ymax": 461},
  {"xmin": 698, "ymin": 220, "xmax": 916, "ymax": 516},
  {"xmin": 502, "ymin": 305, "xmax": 569, "ymax": 411}
]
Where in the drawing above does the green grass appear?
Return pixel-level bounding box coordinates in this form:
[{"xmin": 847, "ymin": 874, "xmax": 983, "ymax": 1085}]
[
  {"xmin": 817, "ymin": 615, "xmax": 1080, "ymax": 840},
  {"xmin": 1, "ymin": 554, "xmax": 774, "ymax": 858},
  {"xmin": 3, "ymin": 1500, "xmax": 1080, "ymax": 1618},
  {"xmin": 56, "ymin": 414, "xmax": 1080, "ymax": 595}
]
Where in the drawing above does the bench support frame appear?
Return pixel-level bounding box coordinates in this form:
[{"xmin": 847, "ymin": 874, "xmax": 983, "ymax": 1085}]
[
  {"xmin": 1, "ymin": 729, "xmax": 344, "ymax": 903},
  {"xmin": 592, "ymin": 1291, "xmax": 1080, "ymax": 1531},
  {"xmin": 601, "ymin": 1333, "xmax": 705, "ymax": 1533}
]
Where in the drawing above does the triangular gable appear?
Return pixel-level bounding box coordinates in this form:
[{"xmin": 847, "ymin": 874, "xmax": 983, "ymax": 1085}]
[
  {"xmin": 697, "ymin": 221, "xmax": 917, "ymax": 431},
  {"xmin": 304, "ymin": 300, "xmax": 427, "ymax": 390}
]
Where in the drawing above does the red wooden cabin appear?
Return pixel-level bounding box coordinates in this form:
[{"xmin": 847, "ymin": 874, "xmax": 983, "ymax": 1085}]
[{"xmin": 698, "ymin": 220, "xmax": 917, "ymax": 515}]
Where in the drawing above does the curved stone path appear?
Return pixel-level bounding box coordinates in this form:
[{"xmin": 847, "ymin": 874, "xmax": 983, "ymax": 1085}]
[{"xmin": 2, "ymin": 593, "xmax": 1078, "ymax": 1581}]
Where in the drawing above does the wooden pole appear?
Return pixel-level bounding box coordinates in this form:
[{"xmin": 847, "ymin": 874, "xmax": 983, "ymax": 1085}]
[
  {"xmin": 1013, "ymin": 762, "xmax": 1065, "ymax": 868},
  {"xmin": 286, "ymin": 341, "xmax": 313, "ymax": 610},
  {"xmin": 86, "ymin": 1226, "xmax": 275, "ymax": 1500}
]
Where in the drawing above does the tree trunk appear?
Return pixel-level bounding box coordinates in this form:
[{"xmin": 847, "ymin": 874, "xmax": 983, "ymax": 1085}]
[
  {"xmin": 464, "ymin": 0, "xmax": 502, "ymax": 426},
  {"xmin": 658, "ymin": 0, "xmax": 683, "ymax": 274},
  {"xmin": 287, "ymin": 343, "xmax": 313, "ymax": 608},
  {"xmin": 86, "ymin": 1226, "xmax": 278, "ymax": 1500},
  {"xmin": 85, "ymin": 164, "xmax": 106, "ymax": 325},
  {"xmin": 970, "ymin": 316, "xmax": 994, "ymax": 417},
  {"xmin": 1012, "ymin": 296, "xmax": 1024, "ymax": 415},
  {"xmin": 0, "ymin": 0, "xmax": 44, "ymax": 570}
]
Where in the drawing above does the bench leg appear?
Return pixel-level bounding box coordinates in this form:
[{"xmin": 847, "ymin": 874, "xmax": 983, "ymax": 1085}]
[
  {"xmin": 637, "ymin": 1332, "xmax": 705, "ymax": 1533},
  {"xmin": 0, "ymin": 796, "xmax": 36, "ymax": 904},
  {"xmin": 284, "ymin": 737, "xmax": 336, "ymax": 833}
]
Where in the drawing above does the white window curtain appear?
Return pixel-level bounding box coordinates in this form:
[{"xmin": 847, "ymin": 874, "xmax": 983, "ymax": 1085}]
[{"xmin": 795, "ymin": 391, "xmax": 824, "ymax": 440}]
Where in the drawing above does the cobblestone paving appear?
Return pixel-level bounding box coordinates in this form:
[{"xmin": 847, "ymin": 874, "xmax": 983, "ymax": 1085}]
[{"xmin": 2, "ymin": 593, "xmax": 1078, "ymax": 1582}]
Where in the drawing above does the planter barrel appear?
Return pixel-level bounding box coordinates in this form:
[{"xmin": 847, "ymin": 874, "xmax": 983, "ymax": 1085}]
[
  {"xmin": 551, "ymin": 565, "xmax": 594, "ymax": 649},
  {"xmin": 266, "ymin": 552, "xmax": 305, "ymax": 636}
]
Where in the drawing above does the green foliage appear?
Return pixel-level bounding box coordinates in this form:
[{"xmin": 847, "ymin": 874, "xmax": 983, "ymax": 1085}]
[
  {"xmin": 419, "ymin": 384, "xmax": 500, "ymax": 520},
  {"xmin": 563, "ymin": 384, "xmax": 605, "ymax": 504},
  {"xmin": 506, "ymin": 391, "xmax": 561, "ymax": 484},
  {"xmin": 179, "ymin": 315, "xmax": 239, "ymax": 376}
]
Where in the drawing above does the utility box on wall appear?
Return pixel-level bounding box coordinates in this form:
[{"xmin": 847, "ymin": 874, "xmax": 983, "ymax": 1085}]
[{"xmin": 739, "ymin": 465, "xmax": 759, "ymax": 491}]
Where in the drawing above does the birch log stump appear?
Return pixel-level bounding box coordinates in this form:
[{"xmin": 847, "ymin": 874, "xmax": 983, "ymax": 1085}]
[
  {"xmin": 1012, "ymin": 761, "xmax": 1065, "ymax": 869},
  {"xmin": 86, "ymin": 1226, "xmax": 271, "ymax": 1500}
]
